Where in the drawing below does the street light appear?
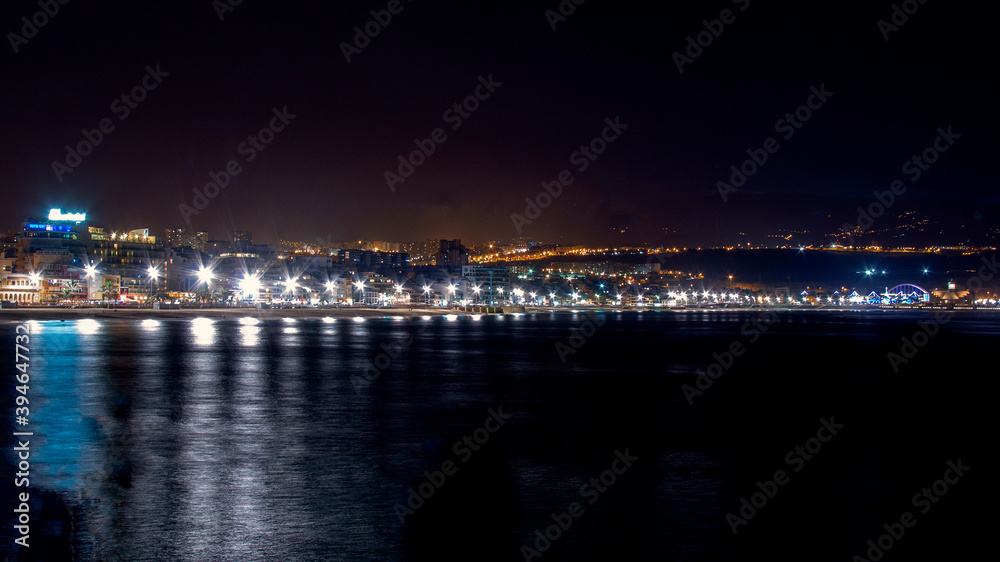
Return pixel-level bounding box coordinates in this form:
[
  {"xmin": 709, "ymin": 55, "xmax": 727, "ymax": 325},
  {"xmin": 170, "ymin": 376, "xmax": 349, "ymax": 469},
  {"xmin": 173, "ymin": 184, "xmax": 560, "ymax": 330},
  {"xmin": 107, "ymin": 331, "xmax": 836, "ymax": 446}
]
[
  {"xmin": 355, "ymin": 280, "xmax": 366, "ymax": 305},
  {"xmin": 28, "ymin": 272, "xmax": 41, "ymax": 303},
  {"xmin": 242, "ymin": 273, "xmax": 262, "ymax": 301},
  {"xmin": 423, "ymin": 285, "xmax": 431, "ymax": 305},
  {"xmin": 147, "ymin": 265, "xmax": 160, "ymax": 307},
  {"xmin": 196, "ymin": 266, "xmax": 214, "ymax": 287}
]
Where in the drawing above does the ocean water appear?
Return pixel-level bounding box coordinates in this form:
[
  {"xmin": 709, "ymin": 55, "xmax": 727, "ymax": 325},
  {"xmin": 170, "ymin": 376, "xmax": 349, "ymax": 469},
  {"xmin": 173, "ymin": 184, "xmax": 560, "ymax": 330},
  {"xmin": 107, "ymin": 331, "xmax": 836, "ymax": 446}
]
[{"xmin": 1, "ymin": 310, "xmax": 990, "ymax": 561}]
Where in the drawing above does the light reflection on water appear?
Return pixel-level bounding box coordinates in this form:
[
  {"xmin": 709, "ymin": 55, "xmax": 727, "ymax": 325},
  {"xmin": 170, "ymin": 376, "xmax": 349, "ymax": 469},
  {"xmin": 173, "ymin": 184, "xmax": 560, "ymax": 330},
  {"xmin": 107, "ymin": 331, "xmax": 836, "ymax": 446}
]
[{"xmin": 19, "ymin": 311, "xmax": 993, "ymax": 560}]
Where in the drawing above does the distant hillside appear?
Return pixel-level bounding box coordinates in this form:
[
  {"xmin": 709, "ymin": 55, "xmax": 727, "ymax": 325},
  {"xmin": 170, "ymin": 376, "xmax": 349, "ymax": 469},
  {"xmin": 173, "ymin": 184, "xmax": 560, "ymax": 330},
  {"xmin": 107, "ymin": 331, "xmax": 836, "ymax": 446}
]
[{"xmin": 594, "ymin": 194, "xmax": 1000, "ymax": 248}]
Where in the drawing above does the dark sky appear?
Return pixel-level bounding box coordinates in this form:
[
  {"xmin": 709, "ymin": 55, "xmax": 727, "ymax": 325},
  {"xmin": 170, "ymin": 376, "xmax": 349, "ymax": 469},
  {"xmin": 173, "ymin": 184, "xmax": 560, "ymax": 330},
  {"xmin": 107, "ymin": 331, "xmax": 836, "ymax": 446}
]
[{"xmin": 2, "ymin": 0, "xmax": 995, "ymax": 245}]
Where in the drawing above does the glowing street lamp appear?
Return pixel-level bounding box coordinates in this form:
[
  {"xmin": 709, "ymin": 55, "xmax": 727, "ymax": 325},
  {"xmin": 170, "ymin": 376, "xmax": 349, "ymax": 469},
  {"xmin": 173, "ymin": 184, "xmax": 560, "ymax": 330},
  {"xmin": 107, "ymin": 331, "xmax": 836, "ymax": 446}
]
[
  {"xmin": 147, "ymin": 265, "xmax": 160, "ymax": 306},
  {"xmin": 355, "ymin": 281, "xmax": 366, "ymax": 305},
  {"xmin": 242, "ymin": 274, "xmax": 262, "ymax": 300},
  {"xmin": 196, "ymin": 266, "xmax": 214, "ymax": 287},
  {"xmin": 423, "ymin": 285, "xmax": 431, "ymax": 305}
]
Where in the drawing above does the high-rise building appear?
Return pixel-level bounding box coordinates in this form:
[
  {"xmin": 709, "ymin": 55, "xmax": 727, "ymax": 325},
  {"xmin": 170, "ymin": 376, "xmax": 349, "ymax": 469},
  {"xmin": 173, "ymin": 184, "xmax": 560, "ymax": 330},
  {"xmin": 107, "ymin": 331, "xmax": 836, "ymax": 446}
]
[
  {"xmin": 232, "ymin": 231, "xmax": 253, "ymax": 252},
  {"xmin": 164, "ymin": 228, "xmax": 207, "ymax": 252},
  {"xmin": 437, "ymin": 239, "xmax": 468, "ymax": 267}
]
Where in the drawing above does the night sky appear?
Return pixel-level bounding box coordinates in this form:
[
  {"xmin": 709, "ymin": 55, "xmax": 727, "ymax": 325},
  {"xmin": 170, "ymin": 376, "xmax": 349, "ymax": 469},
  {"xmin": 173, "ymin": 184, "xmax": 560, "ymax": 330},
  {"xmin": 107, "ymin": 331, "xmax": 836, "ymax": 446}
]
[{"xmin": 2, "ymin": 0, "xmax": 995, "ymax": 245}]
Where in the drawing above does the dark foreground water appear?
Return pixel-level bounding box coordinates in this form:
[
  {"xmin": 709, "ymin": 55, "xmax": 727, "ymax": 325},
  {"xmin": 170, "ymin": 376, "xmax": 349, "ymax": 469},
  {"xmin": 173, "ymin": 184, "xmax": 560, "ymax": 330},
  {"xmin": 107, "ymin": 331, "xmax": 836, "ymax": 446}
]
[{"xmin": 1, "ymin": 310, "xmax": 991, "ymax": 561}]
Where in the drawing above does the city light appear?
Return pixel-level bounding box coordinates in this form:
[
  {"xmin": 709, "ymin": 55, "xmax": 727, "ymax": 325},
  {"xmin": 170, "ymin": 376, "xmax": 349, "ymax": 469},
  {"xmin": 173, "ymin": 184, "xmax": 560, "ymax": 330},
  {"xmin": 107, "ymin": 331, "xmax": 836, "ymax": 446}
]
[
  {"xmin": 47, "ymin": 208, "xmax": 86, "ymax": 222},
  {"xmin": 147, "ymin": 265, "xmax": 160, "ymax": 280},
  {"xmin": 28, "ymin": 272, "xmax": 42, "ymax": 286},
  {"xmin": 241, "ymin": 274, "xmax": 262, "ymax": 297},
  {"xmin": 196, "ymin": 266, "xmax": 214, "ymax": 286}
]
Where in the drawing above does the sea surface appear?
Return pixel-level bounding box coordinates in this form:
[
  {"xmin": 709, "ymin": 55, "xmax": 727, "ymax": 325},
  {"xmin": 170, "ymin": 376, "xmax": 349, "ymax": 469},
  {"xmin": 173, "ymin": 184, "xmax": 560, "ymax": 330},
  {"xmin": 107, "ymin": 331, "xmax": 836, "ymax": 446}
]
[{"xmin": 1, "ymin": 310, "xmax": 990, "ymax": 561}]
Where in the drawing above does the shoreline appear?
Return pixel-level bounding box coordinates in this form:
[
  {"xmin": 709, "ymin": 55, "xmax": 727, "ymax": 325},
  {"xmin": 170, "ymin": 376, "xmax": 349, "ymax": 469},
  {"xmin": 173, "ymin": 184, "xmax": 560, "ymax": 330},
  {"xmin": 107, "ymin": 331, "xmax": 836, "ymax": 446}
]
[{"xmin": 1, "ymin": 305, "xmax": 996, "ymax": 322}]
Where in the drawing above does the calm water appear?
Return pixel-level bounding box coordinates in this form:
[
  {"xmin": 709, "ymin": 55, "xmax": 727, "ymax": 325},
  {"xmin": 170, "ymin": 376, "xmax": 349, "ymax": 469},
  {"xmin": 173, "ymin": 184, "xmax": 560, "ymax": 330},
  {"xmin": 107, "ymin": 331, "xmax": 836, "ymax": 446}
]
[{"xmin": 2, "ymin": 310, "xmax": 990, "ymax": 561}]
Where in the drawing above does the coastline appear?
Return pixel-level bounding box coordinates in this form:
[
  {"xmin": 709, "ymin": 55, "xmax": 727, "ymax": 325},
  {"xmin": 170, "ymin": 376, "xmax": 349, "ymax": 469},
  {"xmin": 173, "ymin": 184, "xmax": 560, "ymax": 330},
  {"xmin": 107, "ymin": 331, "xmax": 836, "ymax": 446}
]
[{"xmin": 1, "ymin": 304, "xmax": 995, "ymax": 322}]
